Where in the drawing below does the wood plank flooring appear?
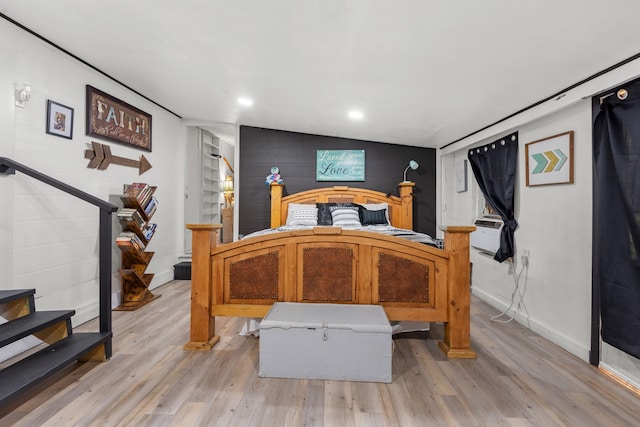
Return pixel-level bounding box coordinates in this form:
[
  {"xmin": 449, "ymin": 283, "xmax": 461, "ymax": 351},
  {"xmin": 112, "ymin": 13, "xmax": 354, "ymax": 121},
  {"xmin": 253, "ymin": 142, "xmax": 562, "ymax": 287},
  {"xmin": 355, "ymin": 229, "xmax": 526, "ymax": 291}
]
[{"xmin": 1, "ymin": 280, "xmax": 638, "ymax": 426}]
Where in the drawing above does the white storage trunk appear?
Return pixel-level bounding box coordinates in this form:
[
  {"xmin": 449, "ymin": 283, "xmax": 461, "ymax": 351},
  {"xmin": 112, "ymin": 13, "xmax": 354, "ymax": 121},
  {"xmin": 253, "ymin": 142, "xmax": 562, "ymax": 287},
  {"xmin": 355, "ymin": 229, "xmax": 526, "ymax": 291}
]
[{"xmin": 259, "ymin": 302, "xmax": 392, "ymax": 383}]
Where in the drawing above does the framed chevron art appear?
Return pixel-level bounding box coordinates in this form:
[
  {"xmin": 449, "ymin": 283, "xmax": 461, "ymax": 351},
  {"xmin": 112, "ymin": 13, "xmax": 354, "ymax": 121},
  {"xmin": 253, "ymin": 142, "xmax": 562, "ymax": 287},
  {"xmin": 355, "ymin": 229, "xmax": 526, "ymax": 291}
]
[{"xmin": 525, "ymin": 131, "xmax": 574, "ymax": 186}]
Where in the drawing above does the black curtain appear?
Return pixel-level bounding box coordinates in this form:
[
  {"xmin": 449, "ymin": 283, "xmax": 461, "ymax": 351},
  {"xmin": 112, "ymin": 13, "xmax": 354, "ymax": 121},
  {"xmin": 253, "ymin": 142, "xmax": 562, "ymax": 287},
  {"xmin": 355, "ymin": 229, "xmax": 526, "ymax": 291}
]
[
  {"xmin": 593, "ymin": 82, "xmax": 640, "ymax": 359},
  {"xmin": 468, "ymin": 132, "xmax": 519, "ymax": 263}
]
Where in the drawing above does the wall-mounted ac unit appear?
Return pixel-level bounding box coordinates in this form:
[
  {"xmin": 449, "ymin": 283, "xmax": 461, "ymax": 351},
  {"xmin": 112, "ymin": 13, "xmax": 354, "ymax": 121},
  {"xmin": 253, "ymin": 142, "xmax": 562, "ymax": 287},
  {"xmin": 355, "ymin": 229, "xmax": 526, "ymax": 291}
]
[{"xmin": 470, "ymin": 217, "xmax": 503, "ymax": 254}]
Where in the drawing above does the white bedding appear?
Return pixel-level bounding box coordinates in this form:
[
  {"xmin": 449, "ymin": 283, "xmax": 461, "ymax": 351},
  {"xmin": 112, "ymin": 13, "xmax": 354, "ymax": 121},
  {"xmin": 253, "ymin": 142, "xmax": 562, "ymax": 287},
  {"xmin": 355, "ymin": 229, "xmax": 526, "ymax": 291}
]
[{"xmin": 242, "ymin": 224, "xmax": 438, "ymax": 247}]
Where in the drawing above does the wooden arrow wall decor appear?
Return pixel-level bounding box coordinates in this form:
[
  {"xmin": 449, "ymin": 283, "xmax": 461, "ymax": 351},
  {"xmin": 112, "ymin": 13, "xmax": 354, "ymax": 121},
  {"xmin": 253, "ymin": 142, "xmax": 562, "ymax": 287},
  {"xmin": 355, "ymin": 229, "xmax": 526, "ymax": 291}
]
[{"xmin": 85, "ymin": 141, "xmax": 152, "ymax": 175}]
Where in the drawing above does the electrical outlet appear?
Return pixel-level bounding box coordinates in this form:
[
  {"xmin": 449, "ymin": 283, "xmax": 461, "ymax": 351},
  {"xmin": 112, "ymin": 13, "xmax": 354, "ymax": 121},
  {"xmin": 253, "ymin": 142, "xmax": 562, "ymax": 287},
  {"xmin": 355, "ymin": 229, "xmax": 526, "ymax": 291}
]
[{"xmin": 521, "ymin": 249, "xmax": 530, "ymax": 267}]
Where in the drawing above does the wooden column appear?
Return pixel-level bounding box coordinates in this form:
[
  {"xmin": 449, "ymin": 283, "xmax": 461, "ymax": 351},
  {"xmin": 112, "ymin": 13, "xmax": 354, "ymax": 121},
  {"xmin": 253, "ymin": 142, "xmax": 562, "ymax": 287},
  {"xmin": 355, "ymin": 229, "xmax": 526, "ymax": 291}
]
[
  {"xmin": 184, "ymin": 224, "xmax": 221, "ymax": 350},
  {"xmin": 270, "ymin": 183, "xmax": 284, "ymax": 228},
  {"xmin": 438, "ymin": 225, "xmax": 477, "ymax": 358},
  {"xmin": 398, "ymin": 182, "xmax": 415, "ymax": 230}
]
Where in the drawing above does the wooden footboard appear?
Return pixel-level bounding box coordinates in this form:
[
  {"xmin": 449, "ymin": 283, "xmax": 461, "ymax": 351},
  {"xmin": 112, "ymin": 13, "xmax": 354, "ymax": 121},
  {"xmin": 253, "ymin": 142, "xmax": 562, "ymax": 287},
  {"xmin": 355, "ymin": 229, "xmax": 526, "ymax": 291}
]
[{"xmin": 185, "ymin": 224, "xmax": 476, "ymax": 358}]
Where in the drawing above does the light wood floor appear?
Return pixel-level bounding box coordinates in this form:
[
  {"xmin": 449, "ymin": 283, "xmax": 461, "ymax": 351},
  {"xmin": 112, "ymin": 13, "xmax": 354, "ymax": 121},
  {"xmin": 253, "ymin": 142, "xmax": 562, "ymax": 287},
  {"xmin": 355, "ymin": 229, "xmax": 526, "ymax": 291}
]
[{"xmin": 1, "ymin": 280, "xmax": 639, "ymax": 426}]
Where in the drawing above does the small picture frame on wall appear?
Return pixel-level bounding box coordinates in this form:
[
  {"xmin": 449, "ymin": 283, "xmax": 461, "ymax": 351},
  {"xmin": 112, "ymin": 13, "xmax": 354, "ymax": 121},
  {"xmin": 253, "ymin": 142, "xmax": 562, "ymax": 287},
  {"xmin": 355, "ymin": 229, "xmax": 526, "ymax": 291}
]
[
  {"xmin": 46, "ymin": 100, "xmax": 74, "ymax": 139},
  {"xmin": 525, "ymin": 131, "xmax": 574, "ymax": 186}
]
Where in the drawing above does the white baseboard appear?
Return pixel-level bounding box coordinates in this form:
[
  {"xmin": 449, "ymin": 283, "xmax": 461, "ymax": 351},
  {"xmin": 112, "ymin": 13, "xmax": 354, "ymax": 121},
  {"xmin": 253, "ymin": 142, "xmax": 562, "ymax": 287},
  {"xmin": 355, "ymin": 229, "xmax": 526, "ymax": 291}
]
[
  {"xmin": 472, "ymin": 287, "xmax": 590, "ymax": 362},
  {"xmin": 111, "ymin": 291, "xmax": 121, "ymax": 309},
  {"xmin": 150, "ymin": 270, "xmax": 174, "ymax": 291},
  {"xmin": 73, "ymin": 301, "xmax": 100, "ymax": 326},
  {"xmin": 599, "ymin": 362, "xmax": 640, "ymax": 391}
]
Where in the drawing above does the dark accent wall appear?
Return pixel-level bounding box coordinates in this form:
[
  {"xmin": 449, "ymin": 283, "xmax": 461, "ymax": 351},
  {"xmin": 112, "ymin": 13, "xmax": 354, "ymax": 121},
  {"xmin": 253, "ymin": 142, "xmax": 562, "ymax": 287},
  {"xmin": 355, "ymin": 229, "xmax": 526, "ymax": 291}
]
[{"xmin": 239, "ymin": 126, "xmax": 436, "ymax": 237}]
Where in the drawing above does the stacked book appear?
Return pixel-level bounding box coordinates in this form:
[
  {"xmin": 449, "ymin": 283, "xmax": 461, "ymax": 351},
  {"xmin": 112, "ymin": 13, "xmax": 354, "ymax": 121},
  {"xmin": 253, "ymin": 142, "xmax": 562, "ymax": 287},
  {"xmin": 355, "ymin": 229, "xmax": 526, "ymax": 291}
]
[
  {"xmin": 122, "ymin": 182, "xmax": 153, "ymax": 209},
  {"xmin": 117, "ymin": 208, "xmax": 146, "ymax": 229},
  {"xmin": 116, "ymin": 231, "xmax": 146, "ymax": 253}
]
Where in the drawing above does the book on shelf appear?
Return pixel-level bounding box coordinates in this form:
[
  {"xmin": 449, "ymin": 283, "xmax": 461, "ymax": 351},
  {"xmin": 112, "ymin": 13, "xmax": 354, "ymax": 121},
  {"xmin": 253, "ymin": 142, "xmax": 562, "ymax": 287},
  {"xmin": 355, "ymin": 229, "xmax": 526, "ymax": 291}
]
[
  {"xmin": 131, "ymin": 210, "xmax": 146, "ymax": 228},
  {"xmin": 115, "ymin": 238, "xmax": 143, "ymax": 253},
  {"xmin": 117, "ymin": 208, "xmax": 146, "ymax": 229},
  {"xmin": 123, "ymin": 182, "xmax": 153, "ymax": 208},
  {"xmin": 117, "ymin": 208, "xmax": 133, "ymax": 215},
  {"xmin": 116, "ymin": 231, "xmax": 146, "ymax": 252},
  {"xmin": 144, "ymin": 196, "xmax": 158, "ymax": 217},
  {"xmin": 122, "ymin": 182, "xmax": 146, "ymax": 199},
  {"xmin": 143, "ymin": 223, "xmax": 157, "ymax": 240}
]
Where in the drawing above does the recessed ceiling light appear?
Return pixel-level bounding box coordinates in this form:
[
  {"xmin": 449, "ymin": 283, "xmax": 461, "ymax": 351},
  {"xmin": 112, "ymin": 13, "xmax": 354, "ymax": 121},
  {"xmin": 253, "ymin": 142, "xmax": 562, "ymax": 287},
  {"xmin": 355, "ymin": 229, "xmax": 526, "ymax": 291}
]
[
  {"xmin": 238, "ymin": 97, "xmax": 253, "ymax": 106},
  {"xmin": 348, "ymin": 110, "xmax": 364, "ymax": 120}
]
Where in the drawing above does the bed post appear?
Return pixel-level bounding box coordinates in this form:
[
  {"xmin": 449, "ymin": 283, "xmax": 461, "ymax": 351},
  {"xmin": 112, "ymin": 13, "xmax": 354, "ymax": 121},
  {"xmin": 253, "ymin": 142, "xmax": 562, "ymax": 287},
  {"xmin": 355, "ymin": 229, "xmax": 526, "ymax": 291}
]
[
  {"xmin": 184, "ymin": 224, "xmax": 221, "ymax": 350},
  {"xmin": 270, "ymin": 183, "xmax": 284, "ymax": 228},
  {"xmin": 439, "ymin": 225, "xmax": 477, "ymax": 358},
  {"xmin": 398, "ymin": 182, "xmax": 415, "ymax": 229}
]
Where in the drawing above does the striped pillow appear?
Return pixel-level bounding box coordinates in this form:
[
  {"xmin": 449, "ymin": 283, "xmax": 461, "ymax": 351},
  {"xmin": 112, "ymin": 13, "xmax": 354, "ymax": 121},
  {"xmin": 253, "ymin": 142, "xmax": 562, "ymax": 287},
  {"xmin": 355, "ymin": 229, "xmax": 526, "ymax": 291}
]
[
  {"xmin": 286, "ymin": 207, "xmax": 318, "ymax": 226},
  {"xmin": 330, "ymin": 208, "xmax": 361, "ymax": 227}
]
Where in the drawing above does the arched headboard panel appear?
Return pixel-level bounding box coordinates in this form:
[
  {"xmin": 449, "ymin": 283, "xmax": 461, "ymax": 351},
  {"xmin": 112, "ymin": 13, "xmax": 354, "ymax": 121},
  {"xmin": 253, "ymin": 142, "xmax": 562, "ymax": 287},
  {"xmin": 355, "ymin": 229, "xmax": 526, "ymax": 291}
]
[{"xmin": 269, "ymin": 182, "xmax": 415, "ymax": 229}]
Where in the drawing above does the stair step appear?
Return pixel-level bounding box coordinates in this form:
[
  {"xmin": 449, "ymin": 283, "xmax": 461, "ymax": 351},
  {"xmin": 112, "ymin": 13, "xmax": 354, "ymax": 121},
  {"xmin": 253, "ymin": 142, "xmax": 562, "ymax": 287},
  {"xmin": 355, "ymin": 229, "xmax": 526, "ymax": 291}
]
[
  {"xmin": 0, "ymin": 310, "xmax": 75, "ymax": 348},
  {"xmin": 0, "ymin": 332, "xmax": 112, "ymax": 406},
  {"xmin": 0, "ymin": 289, "xmax": 35, "ymax": 305}
]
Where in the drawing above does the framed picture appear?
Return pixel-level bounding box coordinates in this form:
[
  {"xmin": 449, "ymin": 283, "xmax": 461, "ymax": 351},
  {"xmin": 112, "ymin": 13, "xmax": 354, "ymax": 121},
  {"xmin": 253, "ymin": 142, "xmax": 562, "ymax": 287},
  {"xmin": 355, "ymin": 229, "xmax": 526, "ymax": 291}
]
[
  {"xmin": 86, "ymin": 85, "xmax": 152, "ymax": 151},
  {"xmin": 46, "ymin": 100, "xmax": 74, "ymax": 139},
  {"xmin": 525, "ymin": 131, "xmax": 574, "ymax": 186},
  {"xmin": 316, "ymin": 149, "xmax": 365, "ymax": 181}
]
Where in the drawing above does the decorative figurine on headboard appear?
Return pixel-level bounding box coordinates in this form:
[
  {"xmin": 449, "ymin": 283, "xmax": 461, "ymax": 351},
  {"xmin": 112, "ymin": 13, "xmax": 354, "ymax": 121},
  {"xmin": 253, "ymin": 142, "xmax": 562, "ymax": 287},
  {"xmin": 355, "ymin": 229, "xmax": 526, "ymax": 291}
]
[{"xmin": 265, "ymin": 166, "xmax": 284, "ymax": 186}]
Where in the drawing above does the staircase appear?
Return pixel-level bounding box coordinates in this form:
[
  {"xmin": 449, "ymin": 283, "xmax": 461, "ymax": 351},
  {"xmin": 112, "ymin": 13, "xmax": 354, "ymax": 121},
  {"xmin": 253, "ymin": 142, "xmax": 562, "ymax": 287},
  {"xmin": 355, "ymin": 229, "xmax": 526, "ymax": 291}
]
[
  {"xmin": 0, "ymin": 289, "xmax": 111, "ymax": 407},
  {"xmin": 0, "ymin": 158, "xmax": 116, "ymax": 410}
]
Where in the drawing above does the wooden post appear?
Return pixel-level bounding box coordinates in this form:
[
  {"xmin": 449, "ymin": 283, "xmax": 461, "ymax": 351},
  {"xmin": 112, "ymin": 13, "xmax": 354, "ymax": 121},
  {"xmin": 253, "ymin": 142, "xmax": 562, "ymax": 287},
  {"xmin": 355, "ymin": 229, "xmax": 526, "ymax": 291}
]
[
  {"xmin": 438, "ymin": 225, "xmax": 477, "ymax": 358},
  {"xmin": 398, "ymin": 182, "xmax": 415, "ymax": 230},
  {"xmin": 270, "ymin": 183, "xmax": 284, "ymax": 228},
  {"xmin": 184, "ymin": 224, "xmax": 221, "ymax": 350}
]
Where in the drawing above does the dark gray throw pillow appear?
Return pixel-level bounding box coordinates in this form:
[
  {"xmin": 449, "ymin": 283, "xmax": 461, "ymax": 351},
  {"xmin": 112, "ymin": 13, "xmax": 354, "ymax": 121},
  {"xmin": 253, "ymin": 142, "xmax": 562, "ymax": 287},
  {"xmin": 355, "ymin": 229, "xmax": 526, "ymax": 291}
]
[{"xmin": 359, "ymin": 208, "xmax": 388, "ymax": 225}]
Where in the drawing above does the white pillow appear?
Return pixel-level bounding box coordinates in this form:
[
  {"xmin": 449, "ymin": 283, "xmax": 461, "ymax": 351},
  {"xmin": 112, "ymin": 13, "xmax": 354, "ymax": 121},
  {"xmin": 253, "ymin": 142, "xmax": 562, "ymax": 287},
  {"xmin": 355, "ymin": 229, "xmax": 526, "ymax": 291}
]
[
  {"xmin": 331, "ymin": 208, "xmax": 361, "ymax": 227},
  {"xmin": 286, "ymin": 204, "xmax": 318, "ymax": 226}
]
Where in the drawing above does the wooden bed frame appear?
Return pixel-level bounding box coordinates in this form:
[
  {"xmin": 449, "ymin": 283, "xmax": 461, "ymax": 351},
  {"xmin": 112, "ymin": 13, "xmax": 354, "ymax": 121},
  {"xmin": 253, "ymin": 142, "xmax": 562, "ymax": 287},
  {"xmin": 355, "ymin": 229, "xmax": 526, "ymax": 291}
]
[{"xmin": 186, "ymin": 182, "xmax": 476, "ymax": 358}]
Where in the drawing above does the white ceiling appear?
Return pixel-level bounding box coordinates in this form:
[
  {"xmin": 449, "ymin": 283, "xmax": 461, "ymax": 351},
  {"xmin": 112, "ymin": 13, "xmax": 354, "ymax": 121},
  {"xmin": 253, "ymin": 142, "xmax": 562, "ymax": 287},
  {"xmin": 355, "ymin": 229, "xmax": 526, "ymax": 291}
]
[{"xmin": 3, "ymin": 1, "xmax": 640, "ymax": 148}]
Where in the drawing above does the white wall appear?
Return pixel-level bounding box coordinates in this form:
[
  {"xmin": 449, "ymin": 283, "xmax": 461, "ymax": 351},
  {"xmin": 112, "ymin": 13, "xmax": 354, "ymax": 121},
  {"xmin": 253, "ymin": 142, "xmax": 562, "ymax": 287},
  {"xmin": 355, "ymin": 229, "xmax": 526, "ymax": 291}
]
[
  {"xmin": 443, "ymin": 104, "xmax": 592, "ymax": 356},
  {"xmin": 0, "ymin": 20, "xmax": 185, "ymax": 330},
  {"xmin": 0, "ymin": 21, "xmax": 19, "ymax": 287},
  {"xmin": 439, "ymin": 58, "xmax": 640, "ymax": 388}
]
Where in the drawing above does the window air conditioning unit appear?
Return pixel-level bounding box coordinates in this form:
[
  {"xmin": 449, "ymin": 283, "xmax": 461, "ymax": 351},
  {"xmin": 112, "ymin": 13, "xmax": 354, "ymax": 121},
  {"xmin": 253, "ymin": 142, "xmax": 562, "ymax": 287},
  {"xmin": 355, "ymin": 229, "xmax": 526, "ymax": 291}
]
[{"xmin": 470, "ymin": 218, "xmax": 503, "ymax": 254}]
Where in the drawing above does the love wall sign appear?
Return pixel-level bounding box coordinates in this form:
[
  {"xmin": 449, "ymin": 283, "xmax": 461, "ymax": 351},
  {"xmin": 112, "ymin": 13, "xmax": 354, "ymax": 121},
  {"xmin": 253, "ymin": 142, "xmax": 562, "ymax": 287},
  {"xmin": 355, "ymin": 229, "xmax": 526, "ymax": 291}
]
[
  {"xmin": 316, "ymin": 150, "xmax": 365, "ymax": 181},
  {"xmin": 86, "ymin": 85, "xmax": 152, "ymax": 151}
]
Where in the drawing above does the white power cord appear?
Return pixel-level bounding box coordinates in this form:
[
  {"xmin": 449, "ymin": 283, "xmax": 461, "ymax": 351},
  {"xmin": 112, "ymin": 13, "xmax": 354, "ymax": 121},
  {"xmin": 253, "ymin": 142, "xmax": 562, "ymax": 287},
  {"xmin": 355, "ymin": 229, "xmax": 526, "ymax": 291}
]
[{"xmin": 490, "ymin": 253, "xmax": 530, "ymax": 326}]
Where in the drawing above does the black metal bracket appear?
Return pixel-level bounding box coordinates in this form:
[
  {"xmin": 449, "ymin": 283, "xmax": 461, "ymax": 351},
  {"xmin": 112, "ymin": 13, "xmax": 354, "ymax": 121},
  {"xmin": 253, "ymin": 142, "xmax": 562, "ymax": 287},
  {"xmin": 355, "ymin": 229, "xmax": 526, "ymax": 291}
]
[{"xmin": 0, "ymin": 164, "xmax": 16, "ymax": 175}]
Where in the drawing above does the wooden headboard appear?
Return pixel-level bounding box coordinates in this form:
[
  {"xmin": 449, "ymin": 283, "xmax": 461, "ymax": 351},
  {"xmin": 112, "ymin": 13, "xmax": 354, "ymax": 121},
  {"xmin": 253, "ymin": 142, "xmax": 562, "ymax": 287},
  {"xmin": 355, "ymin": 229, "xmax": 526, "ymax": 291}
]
[{"xmin": 270, "ymin": 182, "xmax": 415, "ymax": 229}]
